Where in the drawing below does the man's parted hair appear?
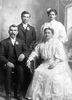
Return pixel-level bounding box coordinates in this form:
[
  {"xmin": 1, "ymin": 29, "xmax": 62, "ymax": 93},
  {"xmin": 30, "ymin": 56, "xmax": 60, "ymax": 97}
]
[
  {"xmin": 9, "ymin": 24, "xmax": 18, "ymax": 30},
  {"xmin": 21, "ymin": 11, "xmax": 31, "ymax": 18}
]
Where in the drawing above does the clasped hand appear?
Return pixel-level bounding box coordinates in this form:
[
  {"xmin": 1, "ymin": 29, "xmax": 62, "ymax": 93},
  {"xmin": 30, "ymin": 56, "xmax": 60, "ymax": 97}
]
[
  {"xmin": 18, "ymin": 53, "xmax": 25, "ymax": 62},
  {"xmin": 48, "ymin": 62, "xmax": 58, "ymax": 69},
  {"xmin": 6, "ymin": 62, "xmax": 15, "ymax": 68}
]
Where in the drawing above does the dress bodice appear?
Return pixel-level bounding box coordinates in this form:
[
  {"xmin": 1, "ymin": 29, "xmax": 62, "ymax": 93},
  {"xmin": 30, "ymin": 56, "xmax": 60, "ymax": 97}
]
[
  {"xmin": 38, "ymin": 40, "xmax": 54, "ymax": 60},
  {"xmin": 29, "ymin": 38, "xmax": 66, "ymax": 62},
  {"xmin": 41, "ymin": 20, "xmax": 68, "ymax": 43}
]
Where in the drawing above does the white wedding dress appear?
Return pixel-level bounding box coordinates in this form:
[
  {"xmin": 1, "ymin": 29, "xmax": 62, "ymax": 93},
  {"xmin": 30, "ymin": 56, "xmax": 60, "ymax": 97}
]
[{"xmin": 26, "ymin": 38, "xmax": 72, "ymax": 100}]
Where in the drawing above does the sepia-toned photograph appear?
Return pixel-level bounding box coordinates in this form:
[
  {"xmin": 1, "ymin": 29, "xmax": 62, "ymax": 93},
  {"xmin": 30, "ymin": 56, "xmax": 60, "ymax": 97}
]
[{"xmin": 0, "ymin": 0, "xmax": 72, "ymax": 100}]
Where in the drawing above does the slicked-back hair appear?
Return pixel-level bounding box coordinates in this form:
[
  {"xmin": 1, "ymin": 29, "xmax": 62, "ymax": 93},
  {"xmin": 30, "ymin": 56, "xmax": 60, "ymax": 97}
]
[
  {"xmin": 21, "ymin": 11, "xmax": 31, "ymax": 18},
  {"xmin": 9, "ymin": 24, "xmax": 18, "ymax": 30}
]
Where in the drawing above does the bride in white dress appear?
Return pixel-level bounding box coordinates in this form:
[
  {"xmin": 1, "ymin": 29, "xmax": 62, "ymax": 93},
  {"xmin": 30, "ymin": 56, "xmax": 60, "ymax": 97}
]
[{"xmin": 26, "ymin": 27, "xmax": 72, "ymax": 100}]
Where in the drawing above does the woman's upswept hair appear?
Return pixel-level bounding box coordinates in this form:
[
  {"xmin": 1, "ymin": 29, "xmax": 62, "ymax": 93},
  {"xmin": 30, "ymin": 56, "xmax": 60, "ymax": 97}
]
[{"xmin": 47, "ymin": 8, "xmax": 57, "ymax": 16}]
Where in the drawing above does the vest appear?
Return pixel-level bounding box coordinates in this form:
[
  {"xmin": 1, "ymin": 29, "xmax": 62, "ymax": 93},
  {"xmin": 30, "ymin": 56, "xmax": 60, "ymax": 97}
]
[{"xmin": 8, "ymin": 45, "xmax": 17, "ymax": 64}]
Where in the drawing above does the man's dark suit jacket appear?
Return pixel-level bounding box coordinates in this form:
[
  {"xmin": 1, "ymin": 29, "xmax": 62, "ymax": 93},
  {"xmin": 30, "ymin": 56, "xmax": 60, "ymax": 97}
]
[
  {"xmin": 0, "ymin": 37, "xmax": 28, "ymax": 65},
  {"xmin": 17, "ymin": 23, "xmax": 36, "ymax": 53},
  {"xmin": 17, "ymin": 23, "xmax": 36, "ymax": 93}
]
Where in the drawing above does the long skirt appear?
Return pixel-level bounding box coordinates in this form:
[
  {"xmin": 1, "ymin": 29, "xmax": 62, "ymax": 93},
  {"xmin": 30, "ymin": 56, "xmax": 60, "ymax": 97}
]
[{"xmin": 26, "ymin": 61, "xmax": 72, "ymax": 100}]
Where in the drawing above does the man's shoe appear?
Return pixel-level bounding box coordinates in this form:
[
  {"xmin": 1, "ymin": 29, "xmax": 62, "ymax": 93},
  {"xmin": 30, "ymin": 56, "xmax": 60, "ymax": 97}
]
[
  {"xmin": 17, "ymin": 95, "xmax": 24, "ymax": 100},
  {"xmin": 25, "ymin": 97, "xmax": 32, "ymax": 100},
  {"xmin": 14, "ymin": 95, "xmax": 23, "ymax": 100}
]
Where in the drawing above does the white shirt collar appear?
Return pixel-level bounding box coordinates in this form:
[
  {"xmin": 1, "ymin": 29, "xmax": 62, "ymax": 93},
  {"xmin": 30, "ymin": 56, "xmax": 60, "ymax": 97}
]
[
  {"xmin": 22, "ymin": 23, "xmax": 28, "ymax": 29},
  {"xmin": 10, "ymin": 37, "xmax": 16, "ymax": 46}
]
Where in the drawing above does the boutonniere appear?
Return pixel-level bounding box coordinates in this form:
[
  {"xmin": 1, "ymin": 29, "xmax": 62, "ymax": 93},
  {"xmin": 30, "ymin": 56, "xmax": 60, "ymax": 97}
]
[
  {"xmin": 15, "ymin": 41, "xmax": 19, "ymax": 45},
  {"xmin": 26, "ymin": 27, "xmax": 30, "ymax": 31}
]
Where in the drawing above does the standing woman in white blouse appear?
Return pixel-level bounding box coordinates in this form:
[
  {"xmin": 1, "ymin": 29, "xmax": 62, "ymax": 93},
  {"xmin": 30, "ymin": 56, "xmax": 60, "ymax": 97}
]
[{"xmin": 41, "ymin": 8, "xmax": 68, "ymax": 44}]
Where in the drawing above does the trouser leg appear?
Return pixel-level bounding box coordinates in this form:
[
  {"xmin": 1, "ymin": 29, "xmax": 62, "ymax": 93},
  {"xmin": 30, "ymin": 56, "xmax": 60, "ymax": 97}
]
[
  {"xmin": 14, "ymin": 65, "xmax": 24, "ymax": 97},
  {"xmin": 4, "ymin": 66, "xmax": 12, "ymax": 96}
]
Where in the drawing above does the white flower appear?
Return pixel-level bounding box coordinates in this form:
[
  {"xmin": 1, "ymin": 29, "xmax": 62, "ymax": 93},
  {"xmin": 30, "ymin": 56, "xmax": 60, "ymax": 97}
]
[
  {"xmin": 27, "ymin": 27, "xmax": 30, "ymax": 31},
  {"xmin": 15, "ymin": 41, "xmax": 19, "ymax": 45}
]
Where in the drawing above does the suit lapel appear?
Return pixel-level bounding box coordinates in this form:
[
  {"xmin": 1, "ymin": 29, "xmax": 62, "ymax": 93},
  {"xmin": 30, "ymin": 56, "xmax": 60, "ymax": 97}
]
[
  {"xmin": 7, "ymin": 38, "xmax": 20, "ymax": 58},
  {"xmin": 20, "ymin": 23, "xmax": 31, "ymax": 32},
  {"xmin": 14, "ymin": 38, "xmax": 20, "ymax": 50},
  {"xmin": 27, "ymin": 24, "xmax": 30, "ymax": 31},
  {"xmin": 26, "ymin": 24, "xmax": 31, "ymax": 35},
  {"xmin": 15, "ymin": 38, "xmax": 19, "ymax": 45},
  {"xmin": 27, "ymin": 24, "xmax": 30, "ymax": 27},
  {"xmin": 8, "ymin": 37, "xmax": 13, "ymax": 46},
  {"xmin": 7, "ymin": 38, "xmax": 15, "ymax": 57},
  {"xmin": 14, "ymin": 38, "xmax": 20, "ymax": 57},
  {"xmin": 20, "ymin": 23, "xmax": 26, "ymax": 32}
]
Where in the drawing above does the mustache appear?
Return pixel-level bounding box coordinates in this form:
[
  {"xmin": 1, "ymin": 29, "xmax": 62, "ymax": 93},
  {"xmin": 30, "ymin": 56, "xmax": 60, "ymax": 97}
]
[{"xmin": 10, "ymin": 33, "xmax": 15, "ymax": 35}]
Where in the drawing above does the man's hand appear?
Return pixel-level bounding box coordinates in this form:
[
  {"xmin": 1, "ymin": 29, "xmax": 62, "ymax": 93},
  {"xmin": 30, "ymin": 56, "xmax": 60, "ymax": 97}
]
[
  {"xmin": 18, "ymin": 54, "xmax": 25, "ymax": 62},
  {"xmin": 6, "ymin": 62, "xmax": 15, "ymax": 68}
]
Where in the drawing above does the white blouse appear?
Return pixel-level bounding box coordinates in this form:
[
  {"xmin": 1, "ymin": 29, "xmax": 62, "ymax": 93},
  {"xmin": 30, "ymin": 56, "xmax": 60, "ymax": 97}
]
[
  {"xmin": 28, "ymin": 38, "xmax": 66, "ymax": 62},
  {"xmin": 41, "ymin": 20, "xmax": 68, "ymax": 43}
]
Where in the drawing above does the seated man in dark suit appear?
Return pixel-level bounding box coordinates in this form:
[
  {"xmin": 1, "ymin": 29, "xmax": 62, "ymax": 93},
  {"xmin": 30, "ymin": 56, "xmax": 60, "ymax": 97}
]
[{"xmin": 0, "ymin": 24, "xmax": 28, "ymax": 100}]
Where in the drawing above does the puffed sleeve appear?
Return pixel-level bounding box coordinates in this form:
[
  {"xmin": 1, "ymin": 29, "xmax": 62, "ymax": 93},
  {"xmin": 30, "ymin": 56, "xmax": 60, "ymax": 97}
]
[
  {"xmin": 58, "ymin": 22, "xmax": 68, "ymax": 43},
  {"xmin": 54, "ymin": 40, "xmax": 66, "ymax": 61}
]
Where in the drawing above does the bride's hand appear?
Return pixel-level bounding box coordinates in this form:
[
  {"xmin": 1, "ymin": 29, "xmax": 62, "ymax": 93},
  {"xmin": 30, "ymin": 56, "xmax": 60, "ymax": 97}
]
[
  {"xmin": 48, "ymin": 65, "xmax": 54, "ymax": 69},
  {"xmin": 48, "ymin": 61, "xmax": 59, "ymax": 69},
  {"xmin": 48, "ymin": 59, "xmax": 55, "ymax": 69},
  {"xmin": 27, "ymin": 60, "xmax": 31, "ymax": 68}
]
